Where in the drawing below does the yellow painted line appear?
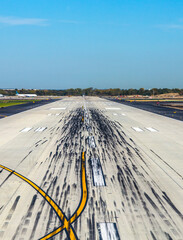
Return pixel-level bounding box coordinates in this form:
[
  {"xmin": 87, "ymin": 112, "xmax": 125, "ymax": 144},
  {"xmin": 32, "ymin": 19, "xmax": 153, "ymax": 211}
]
[
  {"xmin": 70, "ymin": 152, "xmax": 87, "ymax": 222},
  {"xmin": 0, "ymin": 164, "xmax": 77, "ymax": 240},
  {"xmin": 41, "ymin": 151, "xmax": 88, "ymax": 239}
]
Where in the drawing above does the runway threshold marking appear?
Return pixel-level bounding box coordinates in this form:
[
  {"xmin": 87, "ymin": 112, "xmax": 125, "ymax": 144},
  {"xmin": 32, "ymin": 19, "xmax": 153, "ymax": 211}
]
[
  {"xmin": 0, "ymin": 151, "xmax": 88, "ymax": 240},
  {"xmin": 41, "ymin": 151, "xmax": 88, "ymax": 239}
]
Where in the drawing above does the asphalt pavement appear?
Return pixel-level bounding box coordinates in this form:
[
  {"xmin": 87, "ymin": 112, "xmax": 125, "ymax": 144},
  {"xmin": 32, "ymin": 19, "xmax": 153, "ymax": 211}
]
[
  {"xmin": 107, "ymin": 98, "xmax": 183, "ymax": 121},
  {"xmin": 0, "ymin": 99, "xmax": 59, "ymax": 119}
]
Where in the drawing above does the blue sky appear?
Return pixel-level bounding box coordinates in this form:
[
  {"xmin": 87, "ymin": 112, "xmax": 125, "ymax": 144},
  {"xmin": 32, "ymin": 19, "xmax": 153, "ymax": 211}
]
[{"xmin": 0, "ymin": 0, "xmax": 183, "ymax": 89}]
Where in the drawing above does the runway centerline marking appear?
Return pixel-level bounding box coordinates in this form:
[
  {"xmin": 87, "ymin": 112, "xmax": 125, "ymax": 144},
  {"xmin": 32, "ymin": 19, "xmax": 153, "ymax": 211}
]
[
  {"xmin": 0, "ymin": 151, "xmax": 88, "ymax": 240},
  {"xmin": 97, "ymin": 222, "xmax": 120, "ymax": 240}
]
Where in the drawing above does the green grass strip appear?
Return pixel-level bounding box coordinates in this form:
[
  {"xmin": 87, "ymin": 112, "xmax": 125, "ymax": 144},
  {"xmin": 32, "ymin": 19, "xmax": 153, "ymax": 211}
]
[{"xmin": 0, "ymin": 100, "xmax": 41, "ymax": 108}]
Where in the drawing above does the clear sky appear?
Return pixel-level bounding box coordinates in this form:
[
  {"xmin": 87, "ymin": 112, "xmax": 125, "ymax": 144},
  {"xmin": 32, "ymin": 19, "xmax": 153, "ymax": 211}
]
[{"xmin": 0, "ymin": 0, "xmax": 183, "ymax": 89}]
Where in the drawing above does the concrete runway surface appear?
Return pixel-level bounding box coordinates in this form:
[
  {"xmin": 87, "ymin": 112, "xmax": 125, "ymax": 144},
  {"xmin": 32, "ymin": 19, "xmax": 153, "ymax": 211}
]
[{"xmin": 0, "ymin": 97, "xmax": 182, "ymax": 240}]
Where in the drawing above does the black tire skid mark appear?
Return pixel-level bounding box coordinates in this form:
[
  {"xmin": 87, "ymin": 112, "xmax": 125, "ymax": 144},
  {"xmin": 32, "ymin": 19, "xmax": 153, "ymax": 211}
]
[
  {"xmin": 89, "ymin": 108, "xmax": 183, "ymax": 240},
  {"xmin": 6, "ymin": 109, "xmax": 84, "ymax": 240}
]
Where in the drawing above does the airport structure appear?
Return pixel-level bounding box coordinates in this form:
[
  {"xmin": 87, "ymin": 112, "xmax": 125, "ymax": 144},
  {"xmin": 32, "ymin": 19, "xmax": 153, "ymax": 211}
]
[{"xmin": 0, "ymin": 97, "xmax": 182, "ymax": 240}]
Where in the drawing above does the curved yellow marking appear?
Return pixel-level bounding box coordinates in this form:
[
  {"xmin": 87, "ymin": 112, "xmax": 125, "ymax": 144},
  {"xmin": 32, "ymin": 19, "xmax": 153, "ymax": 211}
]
[
  {"xmin": 0, "ymin": 164, "xmax": 77, "ymax": 240},
  {"xmin": 40, "ymin": 151, "xmax": 88, "ymax": 239},
  {"xmin": 70, "ymin": 152, "xmax": 87, "ymax": 223}
]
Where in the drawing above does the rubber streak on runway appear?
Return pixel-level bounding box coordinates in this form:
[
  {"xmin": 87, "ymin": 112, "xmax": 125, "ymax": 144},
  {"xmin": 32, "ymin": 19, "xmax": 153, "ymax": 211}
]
[{"xmin": 0, "ymin": 96, "xmax": 183, "ymax": 240}]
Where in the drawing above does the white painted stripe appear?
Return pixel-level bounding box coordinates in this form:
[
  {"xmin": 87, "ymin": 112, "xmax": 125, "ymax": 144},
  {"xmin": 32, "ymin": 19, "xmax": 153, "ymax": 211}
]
[
  {"xmin": 121, "ymin": 113, "xmax": 126, "ymax": 116},
  {"xmin": 105, "ymin": 108, "xmax": 121, "ymax": 110},
  {"xmin": 132, "ymin": 127, "xmax": 144, "ymax": 132},
  {"xmin": 113, "ymin": 113, "xmax": 117, "ymax": 116},
  {"xmin": 48, "ymin": 113, "xmax": 52, "ymax": 116},
  {"xmin": 145, "ymin": 127, "xmax": 158, "ymax": 132},
  {"xmin": 20, "ymin": 127, "xmax": 32, "ymax": 133},
  {"xmin": 97, "ymin": 223, "xmax": 120, "ymax": 240},
  {"xmin": 55, "ymin": 113, "xmax": 60, "ymax": 116},
  {"xmin": 91, "ymin": 158, "xmax": 105, "ymax": 186},
  {"xmin": 88, "ymin": 136, "xmax": 96, "ymax": 148},
  {"xmin": 35, "ymin": 127, "xmax": 46, "ymax": 132},
  {"xmin": 50, "ymin": 108, "xmax": 66, "ymax": 110}
]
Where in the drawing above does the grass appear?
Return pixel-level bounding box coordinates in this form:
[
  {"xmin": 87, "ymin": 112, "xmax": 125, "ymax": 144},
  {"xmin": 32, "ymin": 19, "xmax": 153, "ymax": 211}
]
[{"xmin": 0, "ymin": 99, "xmax": 41, "ymax": 108}]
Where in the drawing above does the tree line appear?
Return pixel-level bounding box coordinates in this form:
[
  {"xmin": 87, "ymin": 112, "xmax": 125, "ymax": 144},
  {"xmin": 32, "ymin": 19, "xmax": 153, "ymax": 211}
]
[{"xmin": 0, "ymin": 88, "xmax": 183, "ymax": 96}]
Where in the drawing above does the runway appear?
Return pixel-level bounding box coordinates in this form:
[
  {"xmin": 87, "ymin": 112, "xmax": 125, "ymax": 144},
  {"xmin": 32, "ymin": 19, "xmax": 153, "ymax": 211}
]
[{"xmin": 0, "ymin": 97, "xmax": 182, "ymax": 240}]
